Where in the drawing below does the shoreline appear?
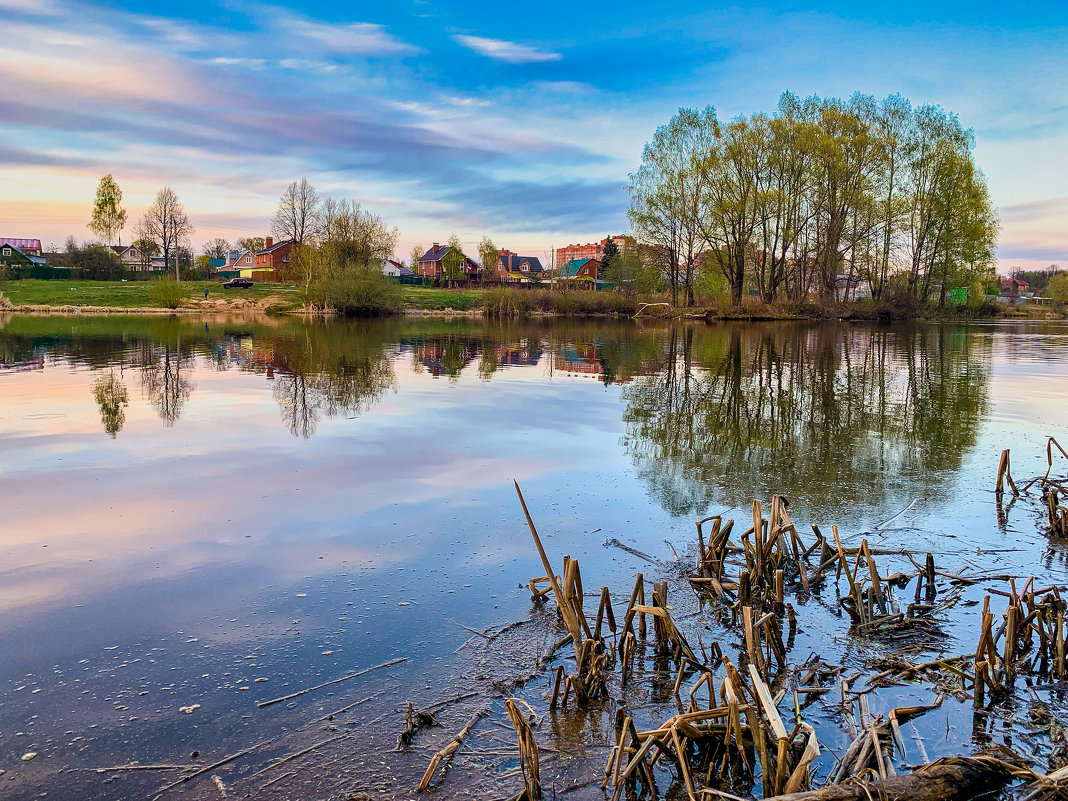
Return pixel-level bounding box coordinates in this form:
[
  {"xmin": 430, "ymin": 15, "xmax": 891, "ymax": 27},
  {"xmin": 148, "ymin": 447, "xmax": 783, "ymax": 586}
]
[{"xmin": 2, "ymin": 302, "xmax": 1062, "ymax": 321}]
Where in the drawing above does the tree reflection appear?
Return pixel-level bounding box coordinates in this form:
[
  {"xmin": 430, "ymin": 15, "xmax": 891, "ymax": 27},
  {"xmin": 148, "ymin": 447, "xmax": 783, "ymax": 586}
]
[
  {"xmin": 622, "ymin": 323, "xmax": 992, "ymax": 518},
  {"xmin": 139, "ymin": 345, "xmax": 194, "ymax": 426},
  {"xmin": 259, "ymin": 323, "xmax": 398, "ymax": 438},
  {"xmin": 91, "ymin": 370, "xmax": 129, "ymax": 437}
]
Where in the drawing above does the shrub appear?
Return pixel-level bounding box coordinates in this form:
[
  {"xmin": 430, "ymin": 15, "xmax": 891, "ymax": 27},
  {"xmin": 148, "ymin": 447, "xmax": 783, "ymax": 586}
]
[
  {"xmin": 148, "ymin": 278, "xmax": 185, "ymax": 309},
  {"xmin": 1048, "ymin": 272, "xmax": 1068, "ymax": 305},
  {"xmin": 307, "ymin": 266, "xmax": 403, "ymax": 316},
  {"xmin": 0, "ymin": 290, "xmax": 11, "ymax": 309},
  {"xmin": 68, "ymin": 244, "xmax": 125, "ymax": 280}
]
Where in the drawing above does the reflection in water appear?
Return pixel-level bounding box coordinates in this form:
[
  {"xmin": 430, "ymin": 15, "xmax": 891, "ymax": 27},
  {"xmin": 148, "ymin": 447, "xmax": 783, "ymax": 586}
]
[
  {"xmin": 139, "ymin": 345, "xmax": 195, "ymax": 426},
  {"xmin": 0, "ymin": 316, "xmax": 992, "ymax": 514},
  {"xmin": 91, "ymin": 369, "xmax": 129, "ymax": 437},
  {"xmin": 621, "ymin": 324, "xmax": 991, "ymax": 516}
]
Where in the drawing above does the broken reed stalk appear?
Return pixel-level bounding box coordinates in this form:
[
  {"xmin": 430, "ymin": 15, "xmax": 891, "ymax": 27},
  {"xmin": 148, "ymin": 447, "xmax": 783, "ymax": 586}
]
[
  {"xmin": 416, "ymin": 709, "xmax": 487, "ymax": 791},
  {"xmin": 505, "ymin": 698, "xmax": 541, "ymax": 800},
  {"xmin": 996, "ymin": 448, "xmax": 1020, "ymax": 498},
  {"xmin": 514, "ymin": 481, "xmax": 583, "ymax": 653}
]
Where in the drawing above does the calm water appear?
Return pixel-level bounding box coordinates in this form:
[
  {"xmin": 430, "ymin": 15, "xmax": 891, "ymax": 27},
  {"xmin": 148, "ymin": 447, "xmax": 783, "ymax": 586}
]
[{"xmin": 0, "ymin": 314, "xmax": 1066, "ymax": 799}]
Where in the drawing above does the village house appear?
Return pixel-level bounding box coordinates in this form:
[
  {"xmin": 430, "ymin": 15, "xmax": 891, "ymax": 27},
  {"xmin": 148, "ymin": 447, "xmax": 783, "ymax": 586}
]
[
  {"xmin": 494, "ymin": 250, "xmax": 544, "ymax": 283},
  {"xmin": 559, "ymin": 257, "xmax": 601, "ymax": 284},
  {"xmin": 226, "ymin": 250, "xmax": 251, "ymax": 268},
  {"xmin": 417, "ymin": 243, "xmax": 480, "ymax": 280},
  {"xmin": 0, "ymin": 238, "xmax": 43, "ymax": 257},
  {"xmin": 382, "ymin": 259, "xmax": 416, "ymax": 278},
  {"xmin": 230, "ymin": 238, "xmax": 295, "ymax": 280},
  {"xmin": 109, "ymin": 244, "xmax": 153, "ymax": 270},
  {"xmin": 555, "ymin": 235, "xmax": 635, "ymax": 267},
  {"xmin": 0, "ymin": 242, "xmax": 48, "ymax": 269}
]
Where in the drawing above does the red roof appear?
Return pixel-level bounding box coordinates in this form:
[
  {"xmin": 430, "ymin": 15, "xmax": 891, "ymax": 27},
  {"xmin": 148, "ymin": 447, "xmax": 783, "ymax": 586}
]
[{"xmin": 0, "ymin": 238, "xmax": 42, "ymax": 250}]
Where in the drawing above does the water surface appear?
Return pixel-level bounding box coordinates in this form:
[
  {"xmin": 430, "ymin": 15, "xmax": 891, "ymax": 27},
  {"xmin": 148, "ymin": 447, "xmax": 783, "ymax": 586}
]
[{"xmin": 1, "ymin": 314, "xmax": 1066, "ymax": 799}]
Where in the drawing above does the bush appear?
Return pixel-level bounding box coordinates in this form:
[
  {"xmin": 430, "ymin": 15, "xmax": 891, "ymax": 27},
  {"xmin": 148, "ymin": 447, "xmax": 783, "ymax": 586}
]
[
  {"xmin": 1048, "ymin": 272, "xmax": 1068, "ymax": 305},
  {"xmin": 307, "ymin": 266, "xmax": 403, "ymax": 316},
  {"xmin": 69, "ymin": 244, "xmax": 125, "ymax": 280},
  {"xmin": 148, "ymin": 278, "xmax": 185, "ymax": 309}
]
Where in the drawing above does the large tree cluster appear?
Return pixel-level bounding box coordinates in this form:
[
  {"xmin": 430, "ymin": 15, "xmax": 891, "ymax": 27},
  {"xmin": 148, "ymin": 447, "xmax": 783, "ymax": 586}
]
[{"xmin": 629, "ymin": 92, "xmax": 998, "ymax": 308}]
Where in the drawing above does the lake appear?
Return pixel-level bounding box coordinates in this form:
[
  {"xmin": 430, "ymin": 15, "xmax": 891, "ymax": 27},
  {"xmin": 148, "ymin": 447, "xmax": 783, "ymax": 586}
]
[{"xmin": 1, "ymin": 314, "xmax": 1066, "ymax": 800}]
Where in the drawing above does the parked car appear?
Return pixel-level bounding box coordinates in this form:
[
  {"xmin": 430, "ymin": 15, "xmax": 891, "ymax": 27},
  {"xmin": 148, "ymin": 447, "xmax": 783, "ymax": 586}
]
[{"xmin": 222, "ymin": 278, "xmax": 254, "ymax": 289}]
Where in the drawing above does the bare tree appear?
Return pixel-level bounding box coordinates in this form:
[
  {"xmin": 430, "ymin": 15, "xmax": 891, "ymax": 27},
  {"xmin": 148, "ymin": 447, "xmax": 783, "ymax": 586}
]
[
  {"xmin": 143, "ymin": 187, "xmax": 194, "ymax": 280},
  {"xmin": 202, "ymin": 238, "xmax": 232, "ymax": 259},
  {"xmin": 272, "ymin": 178, "xmax": 320, "ymax": 245}
]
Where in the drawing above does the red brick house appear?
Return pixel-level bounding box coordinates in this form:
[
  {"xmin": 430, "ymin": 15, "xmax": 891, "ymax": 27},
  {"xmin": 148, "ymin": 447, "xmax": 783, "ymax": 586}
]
[
  {"xmin": 494, "ymin": 250, "xmax": 544, "ymax": 282},
  {"xmin": 252, "ymin": 237, "xmax": 295, "ymax": 271},
  {"xmin": 417, "ymin": 243, "xmax": 480, "ymax": 280},
  {"xmin": 560, "ymin": 258, "xmax": 600, "ymax": 283}
]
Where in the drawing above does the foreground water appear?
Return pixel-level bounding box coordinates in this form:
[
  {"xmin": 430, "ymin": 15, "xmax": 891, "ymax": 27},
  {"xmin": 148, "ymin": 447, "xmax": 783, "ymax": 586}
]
[{"xmin": 0, "ymin": 314, "xmax": 1066, "ymax": 799}]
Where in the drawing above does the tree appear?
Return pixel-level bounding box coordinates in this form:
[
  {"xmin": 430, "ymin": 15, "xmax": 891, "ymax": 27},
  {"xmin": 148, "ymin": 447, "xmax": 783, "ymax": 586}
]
[
  {"xmin": 629, "ymin": 106, "xmax": 718, "ymax": 306},
  {"xmin": 143, "ymin": 187, "xmax": 194, "ymax": 280},
  {"xmin": 478, "ymin": 236, "xmax": 499, "ymax": 283},
  {"xmin": 410, "ymin": 243, "xmax": 425, "ymax": 270},
  {"xmin": 272, "ymin": 178, "xmax": 320, "ymax": 245},
  {"xmin": 319, "ymin": 198, "xmax": 398, "ymax": 268},
  {"xmin": 71, "ymin": 244, "xmax": 124, "ymax": 280},
  {"xmin": 132, "ymin": 216, "xmax": 158, "ymax": 272},
  {"xmin": 1047, "ymin": 272, "xmax": 1068, "ymax": 305},
  {"xmin": 202, "ymin": 238, "xmax": 232, "ymax": 259},
  {"xmin": 237, "ymin": 236, "xmax": 265, "ymax": 253},
  {"xmin": 601, "ymin": 236, "xmax": 619, "ymax": 277},
  {"xmin": 629, "ymin": 92, "xmax": 997, "ymax": 309},
  {"xmin": 88, "ymin": 174, "xmax": 127, "ymax": 246},
  {"xmin": 441, "ymin": 233, "xmax": 465, "ymax": 285},
  {"xmin": 292, "ymin": 198, "xmax": 399, "ymax": 295}
]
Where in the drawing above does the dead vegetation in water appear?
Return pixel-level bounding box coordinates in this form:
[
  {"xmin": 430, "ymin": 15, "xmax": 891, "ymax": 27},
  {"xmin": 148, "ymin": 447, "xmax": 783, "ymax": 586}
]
[{"xmin": 89, "ymin": 439, "xmax": 1068, "ymax": 801}]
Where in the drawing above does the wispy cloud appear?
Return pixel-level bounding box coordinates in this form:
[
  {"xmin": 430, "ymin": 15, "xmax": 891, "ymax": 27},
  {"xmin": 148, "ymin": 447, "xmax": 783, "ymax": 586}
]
[
  {"xmin": 285, "ymin": 17, "xmax": 419, "ymax": 57},
  {"xmin": 453, "ymin": 34, "xmax": 561, "ymax": 64}
]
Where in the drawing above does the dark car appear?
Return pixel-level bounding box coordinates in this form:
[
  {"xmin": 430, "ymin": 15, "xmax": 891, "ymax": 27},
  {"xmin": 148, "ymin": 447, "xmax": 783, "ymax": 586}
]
[{"xmin": 222, "ymin": 278, "xmax": 254, "ymax": 289}]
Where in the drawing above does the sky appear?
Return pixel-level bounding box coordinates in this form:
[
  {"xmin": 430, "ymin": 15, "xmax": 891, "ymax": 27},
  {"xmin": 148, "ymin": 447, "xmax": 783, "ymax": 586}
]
[{"xmin": 0, "ymin": 0, "xmax": 1065, "ymax": 270}]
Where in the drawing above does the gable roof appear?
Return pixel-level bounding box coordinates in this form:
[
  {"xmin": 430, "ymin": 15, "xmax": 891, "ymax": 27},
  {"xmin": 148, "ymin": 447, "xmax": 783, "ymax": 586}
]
[
  {"xmin": 255, "ymin": 239, "xmax": 295, "ymax": 255},
  {"xmin": 560, "ymin": 258, "xmax": 599, "ymax": 278},
  {"xmin": 419, "ymin": 244, "xmax": 452, "ymax": 263},
  {"xmin": 385, "ymin": 260, "xmax": 416, "ymax": 277},
  {"xmin": 0, "ymin": 245, "xmax": 47, "ymax": 266},
  {"xmin": 0, "ymin": 238, "xmax": 41, "ymax": 251},
  {"xmin": 498, "ymin": 253, "xmax": 544, "ymax": 272}
]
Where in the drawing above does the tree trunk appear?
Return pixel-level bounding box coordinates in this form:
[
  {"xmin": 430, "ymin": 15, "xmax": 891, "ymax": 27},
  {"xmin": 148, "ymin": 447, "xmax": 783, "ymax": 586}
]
[{"xmin": 763, "ymin": 752, "xmax": 1021, "ymax": 801}]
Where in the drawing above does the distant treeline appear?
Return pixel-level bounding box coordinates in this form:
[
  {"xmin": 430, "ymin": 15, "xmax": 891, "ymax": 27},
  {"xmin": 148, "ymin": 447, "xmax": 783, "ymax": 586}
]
[{"xmin": 629, "ymin": 92, "xmax": 998, "ymax": 308}]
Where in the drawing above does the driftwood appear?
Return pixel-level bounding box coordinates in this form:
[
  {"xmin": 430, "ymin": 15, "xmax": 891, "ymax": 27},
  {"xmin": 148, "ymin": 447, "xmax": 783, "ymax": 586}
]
[{"xmin": 763, "ymin": 749, "xmax": 1025, "ymax": 801}]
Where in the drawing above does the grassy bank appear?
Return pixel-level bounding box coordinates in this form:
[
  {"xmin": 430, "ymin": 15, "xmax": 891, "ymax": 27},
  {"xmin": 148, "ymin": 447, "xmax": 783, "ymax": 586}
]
[
  {"xmin": 1, "ymin": 279, "xmax": 300, "ymax": 312},
  {"xmin": 3, "ymin": 279, "xmax": 1062, "ymax": 319}
]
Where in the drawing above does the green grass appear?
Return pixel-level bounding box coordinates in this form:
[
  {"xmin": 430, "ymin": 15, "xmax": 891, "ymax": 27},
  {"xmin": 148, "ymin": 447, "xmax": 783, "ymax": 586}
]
[
  {"xmin": 399, "ymin": 286, "xmax": 484, "ymax": 311},
  {"xmin": 1, "ymin": 279, "xmax": 296, "ymax": 309}
]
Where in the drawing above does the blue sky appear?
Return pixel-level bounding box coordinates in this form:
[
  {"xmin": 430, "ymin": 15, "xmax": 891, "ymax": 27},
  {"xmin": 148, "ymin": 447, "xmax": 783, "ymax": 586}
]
[{"xmin": 0, "ymin": 0, "xmax": 1065, "ymax": 268}]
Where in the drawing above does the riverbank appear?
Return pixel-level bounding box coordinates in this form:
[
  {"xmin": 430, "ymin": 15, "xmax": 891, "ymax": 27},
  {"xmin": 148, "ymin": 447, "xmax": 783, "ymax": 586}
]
[{"xmin": 2, "ymin": 280, "xmax": 1062, "ymax": 320}]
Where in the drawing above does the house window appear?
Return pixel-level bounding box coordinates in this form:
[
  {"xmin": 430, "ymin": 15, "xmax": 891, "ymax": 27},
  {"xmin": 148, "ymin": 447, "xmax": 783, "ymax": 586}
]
[
  {"xmin": 2, "ymin": 248, "xmax": 9, "ymax": 256},
  {"xmin": 246, "ymin": 256, "xmax": 252, "ymax": 263},
  {"xmin": 521, "ymin": 263, "xmax": 529, "ymax": 272}
]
